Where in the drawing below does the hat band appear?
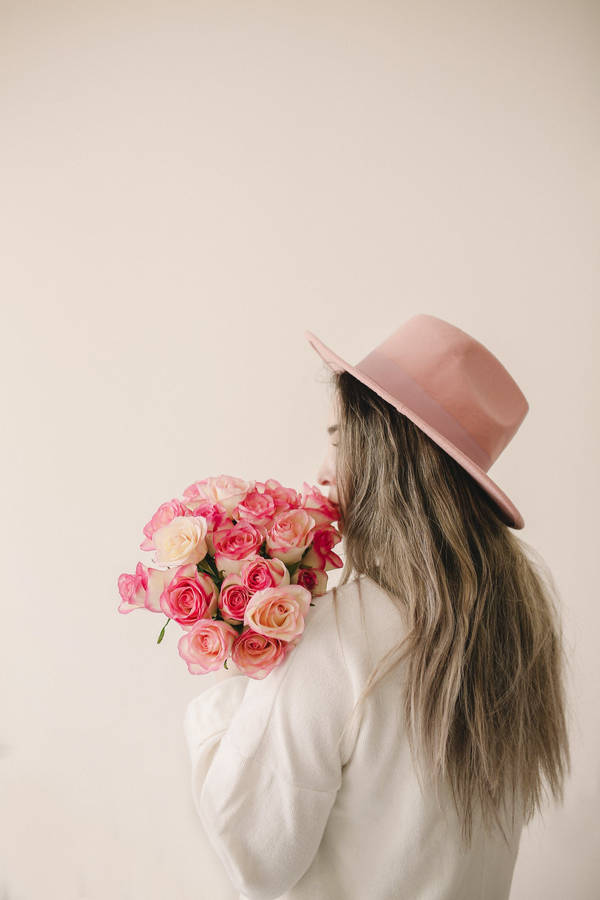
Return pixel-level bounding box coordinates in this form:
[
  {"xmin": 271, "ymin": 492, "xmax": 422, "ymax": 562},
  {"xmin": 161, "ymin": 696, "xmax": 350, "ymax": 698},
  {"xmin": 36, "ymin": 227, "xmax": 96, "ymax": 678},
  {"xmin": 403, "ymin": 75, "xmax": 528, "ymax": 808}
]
[{"xmin": 357, "ymin": 350, "xmax": 492, "ymax": 471}]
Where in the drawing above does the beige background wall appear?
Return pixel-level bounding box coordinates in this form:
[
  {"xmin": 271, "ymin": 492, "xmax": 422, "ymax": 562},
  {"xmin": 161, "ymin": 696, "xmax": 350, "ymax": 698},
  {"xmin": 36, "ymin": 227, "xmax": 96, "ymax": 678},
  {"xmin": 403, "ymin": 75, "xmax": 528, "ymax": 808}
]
[{"xmin": 1, "ymin": 2, "xmax": 598, "ymax": 898}]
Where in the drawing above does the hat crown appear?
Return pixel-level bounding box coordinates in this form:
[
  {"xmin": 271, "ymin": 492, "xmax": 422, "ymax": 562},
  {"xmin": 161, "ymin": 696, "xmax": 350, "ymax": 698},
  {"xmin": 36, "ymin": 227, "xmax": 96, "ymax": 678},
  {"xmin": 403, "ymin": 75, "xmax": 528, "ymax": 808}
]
[{"xmin": 356, "ymin": 314, "xmax": 529, "ymax": 471}]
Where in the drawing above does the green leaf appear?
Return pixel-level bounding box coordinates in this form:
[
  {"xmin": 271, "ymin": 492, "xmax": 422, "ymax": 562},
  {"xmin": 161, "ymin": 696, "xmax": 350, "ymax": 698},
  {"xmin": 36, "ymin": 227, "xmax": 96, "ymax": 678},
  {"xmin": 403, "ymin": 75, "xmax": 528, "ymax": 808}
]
[
  {"xmin": 288, "ymin": 560, "xmax": 304, "ymax": 579},
  {"xmin": 224, "ymin": 658, "xmax": 229, "ymax": 669},
  {"xmin": 258, "ymin": 540, "xmax": 270, "ymax": 558}
]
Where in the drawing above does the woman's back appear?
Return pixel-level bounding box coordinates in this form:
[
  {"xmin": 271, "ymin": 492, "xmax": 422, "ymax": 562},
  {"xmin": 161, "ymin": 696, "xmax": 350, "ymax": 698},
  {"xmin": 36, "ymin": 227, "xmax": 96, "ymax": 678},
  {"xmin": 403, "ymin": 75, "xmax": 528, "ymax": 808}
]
[
  {"xmin": 283, "ymin": 574, "xmax": 524, "ymax": 899},
  {"xmin": 185, "ymin": 573, "xmax": 525, "ymax": 899}
]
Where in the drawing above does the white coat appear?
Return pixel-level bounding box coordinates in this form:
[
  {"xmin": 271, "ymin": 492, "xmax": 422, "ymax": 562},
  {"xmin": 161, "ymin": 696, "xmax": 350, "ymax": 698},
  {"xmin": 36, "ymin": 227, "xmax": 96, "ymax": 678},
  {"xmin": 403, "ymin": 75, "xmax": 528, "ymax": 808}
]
[{"xmin": 183, "ymin": 573, "xmax": 524, "ymax": 899}]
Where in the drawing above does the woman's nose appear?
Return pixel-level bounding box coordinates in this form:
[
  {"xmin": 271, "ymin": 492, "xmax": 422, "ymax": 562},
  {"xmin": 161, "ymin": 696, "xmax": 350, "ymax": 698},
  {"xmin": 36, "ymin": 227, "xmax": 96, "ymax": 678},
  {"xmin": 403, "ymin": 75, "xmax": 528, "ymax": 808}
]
[{"xmin": 317, "ymin": 461, "xmax": 335, "ymax": 487}]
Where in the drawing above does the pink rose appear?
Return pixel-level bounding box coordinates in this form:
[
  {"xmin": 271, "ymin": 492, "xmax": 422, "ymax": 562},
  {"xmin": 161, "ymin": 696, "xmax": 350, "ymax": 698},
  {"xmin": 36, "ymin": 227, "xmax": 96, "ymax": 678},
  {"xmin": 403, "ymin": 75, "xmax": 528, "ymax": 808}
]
[
  {"xmin": 265, "ymin": 508, "xmax": 316, "ymax": 564},
  {"xmin": 178, "ymin": 618, "xmax": 239, "ymax": 674},
  {"xmin": 299, "ymin": 482, "xmax": 340, "ymax": 526},
  {"xmin": 140, "ymin": 499, "xmax": 193, "ymax": 551},
  {"xmin": 257, "ymin": 478, "xmax": 302, "ymax": 516},
  {"xmin": 117, "ymin": 563, "xmax": 175, "ymax": 613},
  {"xmin": 300, "ymin": 524, "xmax": 343, "ymax": 571},
  {"xmin": 117, "ymin": 561, "xmax": 148, "ymax": 613},
  {"xmin": 244, "ymin": 584, "xmax": 312, "ymax": 641},
  {"xmin": 240, "ymin": 556, "xmax": 290, "ymax": 593},
  {"xmin": 159, "ymin": 564, "xmax": 218, "ymax": 629},
  {"xmin": 144, "ymin": 566, "xmax": 178, "ymax": 612},
  {"xmin": 292, "ymin": 566, "xmax": 328, "ymax": 597},
  {"xmin": 231, "ymin": 628, "xmax": 292, "ymax": 679},
  {"xmin": 183, "ymin": 474, "xmax": 255, "ymax": 517},
  {"xmin": 213, "ymin": 521, "xmax": 265, "ymax": 575},
  {"xmin": 218, "ymin": 574, "xmax": 252, "ymax": 624},
  {"xmin": 232, "ymin": 487, "xmax": 276, "ymax": 528}
]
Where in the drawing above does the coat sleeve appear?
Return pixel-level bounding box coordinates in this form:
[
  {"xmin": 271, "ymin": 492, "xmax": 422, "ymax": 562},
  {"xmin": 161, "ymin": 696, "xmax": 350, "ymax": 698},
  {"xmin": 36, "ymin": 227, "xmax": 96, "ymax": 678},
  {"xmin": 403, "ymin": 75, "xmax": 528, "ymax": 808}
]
[
  {"xmin": 182, "ymin": 590, "xmax": 358, "ymax": 900},
  {"xmin": 183, "ymin": 673, "xmax": 250, "ymax": 799}
]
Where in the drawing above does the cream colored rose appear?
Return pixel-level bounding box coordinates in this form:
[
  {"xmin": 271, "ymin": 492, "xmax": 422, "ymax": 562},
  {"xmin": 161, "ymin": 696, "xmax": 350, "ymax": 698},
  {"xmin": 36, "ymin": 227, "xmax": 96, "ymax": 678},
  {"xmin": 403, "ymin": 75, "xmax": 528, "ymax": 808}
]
[
  {"xmin": 265, "ymin": 508, "xmax": 316, "ymax": 564},
  {"xmin": 244, "ymin": 584, "xmax": 312, "ymax": 642},
  {"xmin": 152, "ymin": 515, "xmax": 209, "ymax": 567},
  {"xmin": 194, "ymin": 474, "xmax": 255, "ymax": 517}
]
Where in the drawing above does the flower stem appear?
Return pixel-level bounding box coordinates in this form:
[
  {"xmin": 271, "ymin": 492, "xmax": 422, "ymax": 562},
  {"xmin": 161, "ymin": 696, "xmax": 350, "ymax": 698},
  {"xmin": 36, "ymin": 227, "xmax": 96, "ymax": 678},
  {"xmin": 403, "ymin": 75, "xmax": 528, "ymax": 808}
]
[{"xmin": 157, "ymin": 617, "xmax": 171, "ymax": 644}]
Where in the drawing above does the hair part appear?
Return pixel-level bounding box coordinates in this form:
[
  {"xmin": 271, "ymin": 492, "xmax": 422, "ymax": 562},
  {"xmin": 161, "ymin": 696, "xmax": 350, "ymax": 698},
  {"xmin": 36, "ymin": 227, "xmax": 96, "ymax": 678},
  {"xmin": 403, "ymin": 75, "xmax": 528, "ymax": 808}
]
[{"xmin": 328, "ymin": 368, "xmax": 572, "ymax": 849}]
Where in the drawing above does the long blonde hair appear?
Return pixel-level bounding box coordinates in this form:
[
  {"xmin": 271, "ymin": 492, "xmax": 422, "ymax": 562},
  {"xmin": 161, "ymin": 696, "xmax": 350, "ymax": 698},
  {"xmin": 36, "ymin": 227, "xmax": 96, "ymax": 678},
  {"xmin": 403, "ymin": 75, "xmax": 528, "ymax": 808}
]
[{"xmin": 328, "ymin": 368, "xmax": 572, "ymax": 849}]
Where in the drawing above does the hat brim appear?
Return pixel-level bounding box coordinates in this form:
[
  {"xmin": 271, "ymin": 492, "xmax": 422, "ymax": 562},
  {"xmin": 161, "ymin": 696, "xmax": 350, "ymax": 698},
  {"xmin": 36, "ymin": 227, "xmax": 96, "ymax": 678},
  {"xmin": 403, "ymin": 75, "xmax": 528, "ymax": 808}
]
[{"xmin": 305, "ymin": 329, "xmax": 525, "ymax": 530}]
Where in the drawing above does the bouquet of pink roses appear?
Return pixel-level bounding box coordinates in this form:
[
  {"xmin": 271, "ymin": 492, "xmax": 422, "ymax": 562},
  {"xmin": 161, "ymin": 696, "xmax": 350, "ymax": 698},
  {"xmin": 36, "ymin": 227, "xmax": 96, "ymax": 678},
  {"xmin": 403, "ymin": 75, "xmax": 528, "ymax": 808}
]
[{"xmin": 117, "ymin": 475, "xmax": 343, "ymax": 679}]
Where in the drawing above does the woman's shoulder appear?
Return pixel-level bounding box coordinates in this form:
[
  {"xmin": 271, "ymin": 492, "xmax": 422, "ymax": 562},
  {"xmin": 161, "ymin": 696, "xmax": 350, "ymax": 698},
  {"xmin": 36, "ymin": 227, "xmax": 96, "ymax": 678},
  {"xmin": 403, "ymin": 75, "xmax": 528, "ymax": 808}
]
[
  {"xmin": 311, "ymin": 573, "xmax": 405, "ymax": 620},
  {"xmin": 316, "ymin": 573, "xmax": 407, "ymax": 631},
  {"xmin": 222, "ymin": 574, "xmax": 407, "ymax": 784},
  {"xmin": 304, "ymin": 574, "xmax": 409, "ymax": 678}
]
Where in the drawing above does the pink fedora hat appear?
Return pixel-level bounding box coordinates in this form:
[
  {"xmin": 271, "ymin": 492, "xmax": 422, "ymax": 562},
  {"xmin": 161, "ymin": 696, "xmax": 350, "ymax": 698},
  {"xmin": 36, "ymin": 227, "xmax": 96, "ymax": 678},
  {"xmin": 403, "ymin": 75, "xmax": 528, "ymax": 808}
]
[{"xmin": 305, "ymin": 313, "xmax": 529, "ymax": 529}]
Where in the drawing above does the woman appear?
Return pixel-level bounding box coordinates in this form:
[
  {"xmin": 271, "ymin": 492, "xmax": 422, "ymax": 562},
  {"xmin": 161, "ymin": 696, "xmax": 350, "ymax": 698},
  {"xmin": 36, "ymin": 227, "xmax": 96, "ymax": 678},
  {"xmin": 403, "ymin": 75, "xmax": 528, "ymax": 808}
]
[{"xmin": 183, "ymin": 314, "xmax": 571, "ymax": 900}]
